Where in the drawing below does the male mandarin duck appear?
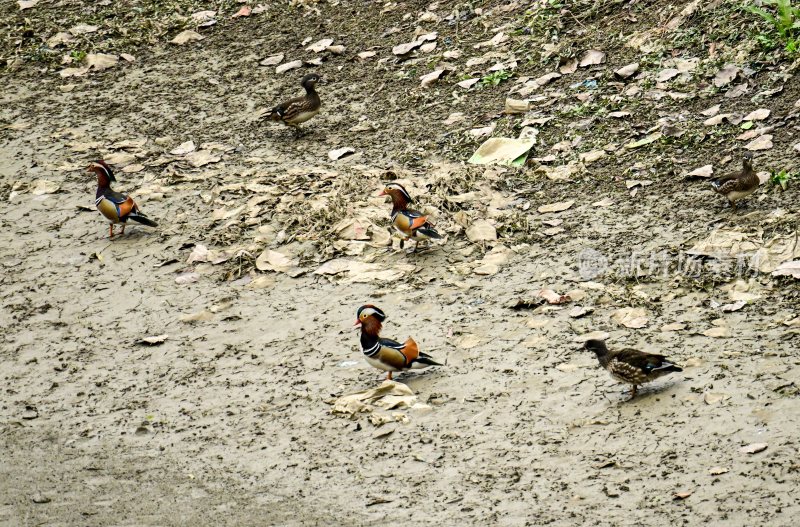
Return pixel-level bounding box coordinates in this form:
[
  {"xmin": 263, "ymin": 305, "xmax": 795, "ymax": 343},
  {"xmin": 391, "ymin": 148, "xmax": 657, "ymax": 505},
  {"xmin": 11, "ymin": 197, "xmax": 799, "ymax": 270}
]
[
  {"xmin": 584, "ymin": 339, "xmax": 682, "ymax": 398},
  {"xmin": 355, "ymin": 305, "xmax": 441, "ymax": 380},
  {"xmin": 267, "ymin": 73, "xmax": 322, "ymax": 137},
  {"xmin": 711, "ymin": 152, "xmax": 759, "ymax": 211},
  {"xmin": 379, "ymin": 183, "xmax": 442, "ymax": 251},
  {"xmin": 88, "ymin": 160, "xmax": 157, "ymax": 239}
]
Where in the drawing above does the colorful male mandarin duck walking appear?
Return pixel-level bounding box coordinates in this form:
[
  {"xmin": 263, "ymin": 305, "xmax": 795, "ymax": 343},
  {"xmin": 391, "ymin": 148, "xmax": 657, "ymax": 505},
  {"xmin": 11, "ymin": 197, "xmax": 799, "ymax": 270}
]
[
  {"xmin": 89, "ymin": 160, "xmax": 157, "ymax": 239},
  {"xmin": 379, "ymin": 183, "xmax": 442, "ymax": 251},
  {"xmin": 355, "ymin": 305, "xmax": 441, "ymax": 380}
]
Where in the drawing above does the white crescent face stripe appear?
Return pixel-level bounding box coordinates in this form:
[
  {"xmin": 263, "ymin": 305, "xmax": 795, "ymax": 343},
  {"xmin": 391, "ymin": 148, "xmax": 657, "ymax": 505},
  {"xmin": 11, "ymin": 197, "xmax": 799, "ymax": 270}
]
[
  {"xmin": 360, "ymin": 307, "xmax": 386, "ymax": 319},
  {"xmin": 90, "ymin": 162, "xmax": 112, "ymax": 179},
  {"xmin": 385, "ymin": 184, "xmax": 413, "ymax": 202}
]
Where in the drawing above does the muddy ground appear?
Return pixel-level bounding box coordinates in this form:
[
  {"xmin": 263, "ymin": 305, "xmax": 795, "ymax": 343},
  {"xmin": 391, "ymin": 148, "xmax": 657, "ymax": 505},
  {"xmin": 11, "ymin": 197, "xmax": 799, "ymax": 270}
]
[{"xmin": 2, "ymin": 1, "xmax": 800, "ymax": 525}]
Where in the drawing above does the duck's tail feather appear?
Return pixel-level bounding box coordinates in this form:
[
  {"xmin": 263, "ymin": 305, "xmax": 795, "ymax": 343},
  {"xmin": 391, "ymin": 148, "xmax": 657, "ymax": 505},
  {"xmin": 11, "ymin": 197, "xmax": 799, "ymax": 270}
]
[
  {"xmin": 654, "ymin": 362, "xmax": 682, "ymax": 373},
  {"xmin": 412, "ymin": 351, "xmax": 442, "ymax": 367},
  {"xmin": 417, "ymin": 227, "xmax": 442, "ymax": 239},
  {"xmin": 129, "ymin": 212, "xmax": 157, "ymax": 227}
]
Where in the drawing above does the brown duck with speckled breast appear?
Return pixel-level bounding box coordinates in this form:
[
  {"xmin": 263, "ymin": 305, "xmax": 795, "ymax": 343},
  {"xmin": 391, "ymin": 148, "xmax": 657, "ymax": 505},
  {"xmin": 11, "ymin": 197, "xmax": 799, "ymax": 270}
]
[
  {"xmin": 267, "ymin": 73, "xmax": 322, "ymax": 137},
  {"xmin": 710, "ymin": 152, "xmax": 759, "ymax": 211},
  {"xmin": 584, "ymin": 339, "xmax": 682, "ymax": 398}
]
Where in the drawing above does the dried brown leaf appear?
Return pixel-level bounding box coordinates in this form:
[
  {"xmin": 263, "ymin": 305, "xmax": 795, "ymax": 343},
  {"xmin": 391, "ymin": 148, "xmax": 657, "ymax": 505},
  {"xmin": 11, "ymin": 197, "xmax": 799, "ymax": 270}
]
[
  {"xmin": 739, "ymin": 443, "xmax": 767, "ymax": 455},
  {"xmin": 419, "ymin": 69, "xmax": 445, "ymax": 88},
  {"xmin": 180, "ymin": 310, "xmax": 214, "ymax": 323},
  {"xmin": 69, "ymin": 24, "xmax": 98, "ymax": 36},
  {"xmin": 612, "ymin": 307, "xmax": 649, "ymax": 328},
  {"xmin": 725, "ymin": 83, "xmax": 749, "ymax": 99},
  {"xmin": 713, "ymin": 64, "xmax": 739, "ymax": 87},
  {"xmin": 59, "ymin": 67, "xmax": 89, "ymax": 78},
  {"xmin": 743, "ymin": 108, "xmax": 770, "ymax": 121},
  {"xmin": 276, "ymin": 60, "xmax": 302, "ymax": 74},
  {"xmin": 745, "ymin": 135, "xmax": 773, "ymax": 151},
  {"xmin": 772, "ymin": 260, "xmax": 800, "ymax": 279},
  {"xmin": 703, "ymin": 326, "xmax": 730, "ymax": 338},
  {"xmin": 539, "ymin": 289, "xmax": 571, "ymax": 305},
  {"xmin": 614, "ymin": 63, "xmax": 639, "ymax": 79},
  {"xmin": 579, "ymin": 50, "xmax": 605, "ymax": 67},
  {"xmin": 466, "ymin": 220, "xmax": 497, "ymax": 242},
  {"xmin": 191, "ymin": 10, "xmax": 216, "ymax": 22},
  {"xmin": 86, "ymin": 53, "xmax": 118, "ymax": 71},
  {"xmin": 533, "ymin": 72, "xmax": 561, "ymax": 87},
  {"xmin": 47, "ymin": 32, "xmax": 74, "ymax": 47},
  {"xmin": 232, "ymin": 5, "xmax": 251, "ymax": 18},
  {"xmin": 255, "ymin": 249, "xmax": 299, "ymax": 273},
  {"xmin": 171, "ymin": 30, "xmax": 204, "ymax": 45},
  {"xmin": 457, "ymin": 78, "xmax": 479, "ymax": 89},
  {"xmin": 138, "ymin": 334, "xmax": 168, "ymax": 345},
  {"xmin": 393, "ymin": 41, "xmax": 423, "ymax": 55},
  {"xmin": 721, "ymin": 300, "xmax": 746, "ymax": 312},
  {"xmin": 559, "ymin": 57, "xmax": 578, "ymax": 74},
  {"xmin": 625, "ymin": 132, "xmax": 662, "ymax": 149},
  {"xmin": 703, "ymin": 392, "xmax": 729, "ymax": 405},
  {"xmin": 260, "ymin": 53, "xmax": 284, "ymax": 66},
  {"xmin": 656, "ymin": 68, "xmax": 680, "ymax": 82},
  {"xmin": 31, "ymin": 180, "xmax": 60, "ymax": 195},
  {"xmin": 328, "ymin": 147, "xmax": 355, "ymax": 161},
  {"xmin": 185, "ymin": 150, "xmax": 221, "ymax": 167},
  {"xmin": 504, "ymin": 98, "xmax": 530, "ymax": 114},
  {"xmin": 175, "ymin": 272, "xmax": 200, "ymax": 285},
  {"xmin": 569, "ymin": 306, "xmax": 593, "ymax": 318},
  {"xmin": 686, "ymin": 165, "xmax": 713, "ymax": 178},
  {"xmin": 538, "ymin": 200, "xmax": 574, "ymax": 213},
  {"xmin": 306, "ymin": 38, "xmax": 334, "ymax": 52},
  {"xmin": 171, "ymin": 140, "xmax": 196, "ymax": 155}
]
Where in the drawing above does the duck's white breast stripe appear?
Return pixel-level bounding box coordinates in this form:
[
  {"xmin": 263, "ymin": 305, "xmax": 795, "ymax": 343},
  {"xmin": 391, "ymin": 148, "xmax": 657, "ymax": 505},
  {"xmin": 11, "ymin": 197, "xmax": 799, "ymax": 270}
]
[{"xmin": 363, "ymin": 341, "xmax": 381, "ymax": 357}]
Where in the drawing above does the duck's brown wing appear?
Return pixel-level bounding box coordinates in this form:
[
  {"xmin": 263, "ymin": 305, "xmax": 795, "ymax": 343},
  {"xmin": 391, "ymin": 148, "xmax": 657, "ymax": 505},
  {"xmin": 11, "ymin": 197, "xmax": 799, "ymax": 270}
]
[
  {"xmin": 269, "ymin": 94, "xmax": 319, "ymax": 122},
  {"xmin": 711, "ymin": 170, "xmax": 747, "ymax": 193},
  {"xmin": 614, "ymin": 348, "xmax": 681, "ymax": 374}
]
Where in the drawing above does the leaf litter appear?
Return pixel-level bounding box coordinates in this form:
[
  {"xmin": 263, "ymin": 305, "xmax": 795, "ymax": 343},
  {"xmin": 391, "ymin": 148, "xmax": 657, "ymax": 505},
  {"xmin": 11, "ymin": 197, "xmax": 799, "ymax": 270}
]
[{"xmin": 332, "ymin": 381, "xmax": 428, "ymax": 426}]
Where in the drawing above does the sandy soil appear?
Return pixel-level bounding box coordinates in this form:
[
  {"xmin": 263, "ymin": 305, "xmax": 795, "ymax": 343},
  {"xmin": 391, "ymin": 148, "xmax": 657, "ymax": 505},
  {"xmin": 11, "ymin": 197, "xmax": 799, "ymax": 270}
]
[{"xmin": 2, "ymin": 1, "xmax": 800, "ymax": 525}]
